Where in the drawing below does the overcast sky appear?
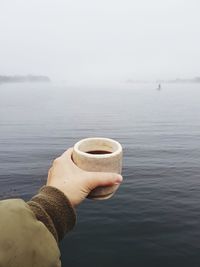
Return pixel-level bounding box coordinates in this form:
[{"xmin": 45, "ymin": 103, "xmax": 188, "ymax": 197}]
[{"xmin": 0, "ymin": 0, "xmax": 199, "ymax": 84}]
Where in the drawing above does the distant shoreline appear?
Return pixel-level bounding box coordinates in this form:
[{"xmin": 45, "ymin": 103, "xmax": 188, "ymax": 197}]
[
  {"xmin": 159, "ymin": 77, "xmax": 200, "ymax": 84},
  {"xmin": 124, "ymin": 77, "xmax": 200, "ymax": 84},
  {"xmin": 0, "ymin": 75, "xmax": 50, "ymax": 84}
]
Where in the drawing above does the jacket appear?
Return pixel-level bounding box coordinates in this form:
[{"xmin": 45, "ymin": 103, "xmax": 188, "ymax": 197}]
[{"xmin": 0, "ymin": 186, "xmax": 76, "ymax": 267}]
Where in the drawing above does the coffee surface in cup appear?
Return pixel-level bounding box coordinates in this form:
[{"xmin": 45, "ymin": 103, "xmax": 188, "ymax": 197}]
[{"xmin": 86, "ymin": 150, "xmax": 112, "ymax": 155}]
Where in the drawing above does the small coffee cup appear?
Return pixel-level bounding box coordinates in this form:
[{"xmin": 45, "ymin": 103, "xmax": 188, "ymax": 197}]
[{"xmin": 72, "ymin": 137, "xmax": 123, "ymax": 200}]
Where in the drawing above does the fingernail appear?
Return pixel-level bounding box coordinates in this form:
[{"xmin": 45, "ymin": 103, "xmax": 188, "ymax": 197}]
[{"xmin": 116, "ymin": 175, "xmax": 123, "ymax": 183}]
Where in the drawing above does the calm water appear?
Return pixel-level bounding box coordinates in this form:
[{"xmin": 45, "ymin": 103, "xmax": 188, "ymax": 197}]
[{"xmin": 0, "ymin": 83, "xmax": 200, "ymax": 267}]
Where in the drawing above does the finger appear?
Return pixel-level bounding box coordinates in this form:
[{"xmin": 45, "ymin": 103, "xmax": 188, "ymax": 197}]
[
  {"xmin": 53, "ymin": 148, "xmax": 73, "ymax": 165},
  {"xmin": 60, "ymin": 147, "xmax": 84, "ymax": 170},
  {"xmin": 60, "ymin": 147, "xmax": 73, "ymax": 159},
  {"xmin": 87, "ymin": 172, "xmax": 123, "ymax": 190}
]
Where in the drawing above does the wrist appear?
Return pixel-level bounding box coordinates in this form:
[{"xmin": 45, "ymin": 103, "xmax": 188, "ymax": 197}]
[{"xmin": 28, "ymin": 186, "xmax": 76, "ymax": 242}]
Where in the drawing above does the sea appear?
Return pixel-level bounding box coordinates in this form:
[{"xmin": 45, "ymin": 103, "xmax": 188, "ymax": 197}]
[{"xmin": 0, "ymin": 83, "xmax": 200, "ymax": 267}]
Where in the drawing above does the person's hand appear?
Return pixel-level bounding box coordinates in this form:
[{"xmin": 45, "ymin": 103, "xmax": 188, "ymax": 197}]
[{"xmin": 47, "ymin": 148, "xmax": 123, "ymax": 207}]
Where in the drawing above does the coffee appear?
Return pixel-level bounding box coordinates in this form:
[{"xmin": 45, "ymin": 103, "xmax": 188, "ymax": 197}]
[{"xmin": 86, "ymin": 150, "xmax": 112, "ymax": 155}]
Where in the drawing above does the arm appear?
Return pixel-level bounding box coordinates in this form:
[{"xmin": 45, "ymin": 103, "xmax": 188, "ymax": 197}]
[{"xmin": 0, "ymin": 148, "xmax": 122, "ymax": 267}]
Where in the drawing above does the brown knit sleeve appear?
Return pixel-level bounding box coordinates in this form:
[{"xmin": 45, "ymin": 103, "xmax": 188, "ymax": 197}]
[{"xmin": 27, "ymin": 186, "xmax": 76, "ymax": 243}]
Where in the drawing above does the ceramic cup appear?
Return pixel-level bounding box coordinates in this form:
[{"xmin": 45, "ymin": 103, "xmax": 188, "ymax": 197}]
[{"xmin": 72, "ymin": 137, "xmax": 123, "ymax": 200}]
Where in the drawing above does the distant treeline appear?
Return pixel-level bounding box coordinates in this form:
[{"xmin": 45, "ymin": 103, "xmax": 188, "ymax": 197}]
[{"xmin": 0, "ymin": 75, "xmax": 50, "ymax": 84}]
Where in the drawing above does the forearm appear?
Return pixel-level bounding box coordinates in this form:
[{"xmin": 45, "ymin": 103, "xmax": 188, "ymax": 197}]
[{"xmin": 27, "ymin": 186, "xmax": 76, "ymax": 242}]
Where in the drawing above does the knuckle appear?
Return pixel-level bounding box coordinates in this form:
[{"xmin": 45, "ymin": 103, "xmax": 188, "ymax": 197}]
[{"xmin": 53, "ymin": 157, "xmax": 61, "ymax": 165}]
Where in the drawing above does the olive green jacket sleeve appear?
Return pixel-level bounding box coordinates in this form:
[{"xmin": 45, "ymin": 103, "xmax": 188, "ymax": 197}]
[{"xmin": 0, "ymin": 186, "xmax": 76, "ymax": 267}]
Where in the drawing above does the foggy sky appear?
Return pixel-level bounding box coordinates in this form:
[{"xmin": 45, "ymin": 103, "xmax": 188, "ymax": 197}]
[{"xmin": 0, "ymin": 0, "xmax": 200, "ymax": 84}]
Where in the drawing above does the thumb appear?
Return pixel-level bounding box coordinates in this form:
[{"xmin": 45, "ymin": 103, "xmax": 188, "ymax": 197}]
[{"xmin": 87, "ymin": 172, "xmax": 123, "ymax": 190}]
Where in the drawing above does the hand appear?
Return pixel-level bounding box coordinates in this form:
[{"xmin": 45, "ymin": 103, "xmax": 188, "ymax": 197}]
[{"xmin": 47, "ymin": 148, "xmax": 123, "ymax": 207}]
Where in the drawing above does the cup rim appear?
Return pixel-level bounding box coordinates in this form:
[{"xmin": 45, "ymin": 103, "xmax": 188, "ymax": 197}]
[{"xmin": 73, "ymin": 137, "xmax": 122, "ymax": 158}]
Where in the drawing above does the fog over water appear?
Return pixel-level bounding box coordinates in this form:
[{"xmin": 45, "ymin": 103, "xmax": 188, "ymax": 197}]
[{"xmin": 0, "ymin": 0, "xmax": 200, "ymax": 85}]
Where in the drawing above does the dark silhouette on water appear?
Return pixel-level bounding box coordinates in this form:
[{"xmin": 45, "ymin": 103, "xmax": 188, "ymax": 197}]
[{"xmin": 157, "ymin": 83, "xmax": 161, "ymax": 91}]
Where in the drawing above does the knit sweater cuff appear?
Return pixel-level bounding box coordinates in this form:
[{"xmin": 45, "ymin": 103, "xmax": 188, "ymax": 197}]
[{"xmin": 27, "ymin": 186, "xmax": 76, "ymax": 242}]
